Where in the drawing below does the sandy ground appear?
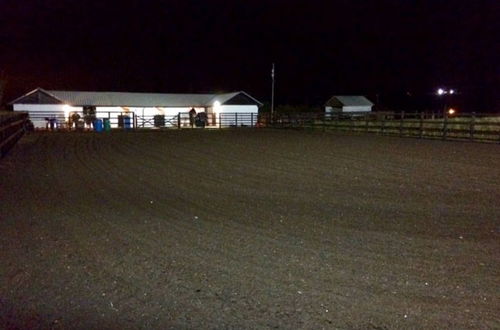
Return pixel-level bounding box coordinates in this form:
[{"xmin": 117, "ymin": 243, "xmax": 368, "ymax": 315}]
[{"xmin": 1, "ymin": 129, "xmax": 499, "ymax": 329}]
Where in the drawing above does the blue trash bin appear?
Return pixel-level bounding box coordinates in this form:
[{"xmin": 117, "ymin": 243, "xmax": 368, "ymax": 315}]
[
  {"xmin": 123, "ymin": 116, "xmax": 131, "ymax": 130},
  {"xmin": 94, "ymin": 119, "xmax": 103, "ymax": 132}
]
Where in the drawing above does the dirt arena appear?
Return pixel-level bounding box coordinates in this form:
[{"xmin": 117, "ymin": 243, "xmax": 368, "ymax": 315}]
[{"xmin": 1, "ymin": 130, "xmax": 499, "ymax": 329}]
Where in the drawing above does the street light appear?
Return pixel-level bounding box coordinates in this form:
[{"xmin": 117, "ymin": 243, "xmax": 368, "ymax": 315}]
[
  {"xmin": 436, "ymin": 87, "xmax": 456, "ymax": 117},
  {"xmin": 436, "ymin": 88, "xmax": 456, "ymax": 95}
]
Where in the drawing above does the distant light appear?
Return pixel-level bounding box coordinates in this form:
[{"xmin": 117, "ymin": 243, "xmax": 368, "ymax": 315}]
[
  {"xmin": 437, "ymin": 88, "xmax": 445, "ymax": 95},
  {"xmin": 448, "ymin": 108, "xmax": 456, "ymax": 115},
  {"xmin": 449, "ymin": 89, "xmax": 455, "ymax": 94}
]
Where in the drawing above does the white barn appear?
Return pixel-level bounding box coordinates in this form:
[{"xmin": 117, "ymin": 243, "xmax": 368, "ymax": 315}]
[
  {"xmin": 10, "ymin": 88, "xmax": 262, "ymax": 129},
  {"xmin": 325, "ymin": 95, "xmax": 373, "ymax": 114}
]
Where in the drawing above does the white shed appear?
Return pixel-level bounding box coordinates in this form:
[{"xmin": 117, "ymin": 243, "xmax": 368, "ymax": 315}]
[
  {"xmin": 325, "ymin": 95, "xmax": 373, "ymax": 114},
  {"xmin": 10, "ymin": 88, "xmax": 262, "ymax": 128}
]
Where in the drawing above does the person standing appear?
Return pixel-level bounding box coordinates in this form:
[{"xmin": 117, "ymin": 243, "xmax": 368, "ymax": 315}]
[{"xmin": 189, "ymin": 108, "xmax": 196, "ymax": 128}]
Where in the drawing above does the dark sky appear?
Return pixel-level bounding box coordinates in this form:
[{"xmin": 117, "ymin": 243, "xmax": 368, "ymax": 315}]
[{"xmin": 1, "ymin": 0, "xmax": 499, "ymax": 111}]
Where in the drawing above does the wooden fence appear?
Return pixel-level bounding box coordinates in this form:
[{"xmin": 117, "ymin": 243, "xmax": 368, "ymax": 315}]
[
  {"xmin": 0, "ymin": 112, "xmax": 29, "ymax": 158},
  {"xmin": 269, "ymin": 112, "xmax": 500, "ymax": 143},
  {"xmin": 6, "ymin": 109, "xmax": 500, "ymax": 143}
]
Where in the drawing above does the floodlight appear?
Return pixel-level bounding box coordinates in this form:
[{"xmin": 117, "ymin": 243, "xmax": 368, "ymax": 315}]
[{"xmin": 213, "ymin": 100, "xmax": 221, "ymax": 112}]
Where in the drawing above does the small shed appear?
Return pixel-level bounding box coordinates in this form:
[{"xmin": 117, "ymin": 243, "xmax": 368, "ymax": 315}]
[{"xmin": 325, "ymin": 95, "xmax": 373, "ymax": 114}]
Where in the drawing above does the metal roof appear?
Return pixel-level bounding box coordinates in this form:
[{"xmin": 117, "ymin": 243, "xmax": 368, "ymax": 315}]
[
  {"xmin": 326, "ymin": 95, "xmax": 373, "ymax": 107},
  {"xmin": 10, "ymin": 88, "xmax": 262, "ymax": 107}
]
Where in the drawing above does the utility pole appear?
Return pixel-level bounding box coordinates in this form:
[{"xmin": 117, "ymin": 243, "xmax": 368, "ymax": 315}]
[{"xmin": 271, "ymin": 63, "xmax": 275, "ymax": 122}]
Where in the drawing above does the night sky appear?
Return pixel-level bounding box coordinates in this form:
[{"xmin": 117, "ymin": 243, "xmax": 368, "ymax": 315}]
[{"xmin": 1, "ymin": 0, "xmax": 499, "ymax": 112}]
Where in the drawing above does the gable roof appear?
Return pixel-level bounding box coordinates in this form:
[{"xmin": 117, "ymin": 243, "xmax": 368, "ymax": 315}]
[
  {"xmin": 8, "ymin": 88, "xmax": 65, "ymax": 105},
  {"xmin": 325, "ymin": 95, "xmax": 373, "ymax": 107},
  {"xmin": 10, "ymin": 88, "xmax": 263, "ymax": 107}
]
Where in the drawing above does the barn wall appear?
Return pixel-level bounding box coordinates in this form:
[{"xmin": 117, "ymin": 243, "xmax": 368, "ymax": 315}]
[
  {"xmin": 219, "ymin": 105, "xmax": 258, "ymax": 113},
  {"xmin": 342, "ymin": 106, "xmax": 372, "ymax": 112},
  {"xmin": 13, "ymin": 103, "xmax": 259, "ymax": 128},
  {"xmin": 96, "ymin": 107, "xmax": 205, "ymax": 116},
  {"xmin": 325, "ymin": 106, "xmax": 338, "ymax": 113},
  {"xmin": 96, "ymin": 107, "xmax": 208, "ymax": 127},
  {"xmin": 218, "ymin": 105, "xmax": 259, "ymax": 126},
  {"xmin": 150, "ymin": 107, "xmax": 205, "ymax": 116},
  {"xmin": 93, "ymin": 107, "xmax": 131, "ymax": 128},
  {"xmin": 13, "ymin": 104, "xmax": 82, "ymax": 128},
  {"xmin": 13, "ymin": 104, "xmax": 69, "ymax": 112}
]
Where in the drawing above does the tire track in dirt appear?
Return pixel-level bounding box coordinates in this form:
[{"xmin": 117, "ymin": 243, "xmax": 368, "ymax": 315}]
[
  {"xmin": 51, "ymin": 134, "xmax": 324, "ymax": 328},
  {"xmin": 19, "ymin": 134, "xmax": 183, "ymax": 325},
  {"xmin": 2, "ymin": 131, "xmax": 499, "ymax": 328},
  {"xmin": 60, "ymin": 132, "xmax": 390, "ymax": 324},
  {"xmin": 70, "ymin": 131, "xmax": 488, "ymax": 320}
]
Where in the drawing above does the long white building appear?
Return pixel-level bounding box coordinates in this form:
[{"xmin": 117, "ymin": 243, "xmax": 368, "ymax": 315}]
[{"xmin": 10, "ymin": 88, "xmax": 262, "ymax": 129}]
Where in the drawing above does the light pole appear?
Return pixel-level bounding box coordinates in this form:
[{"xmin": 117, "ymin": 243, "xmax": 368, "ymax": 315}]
[{"xmin": 271, "ymin": 63, "xmax": 275, "ymax": 122}]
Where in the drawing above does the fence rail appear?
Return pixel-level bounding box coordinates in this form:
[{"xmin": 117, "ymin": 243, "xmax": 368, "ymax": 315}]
[
  {"xmin": 11, "ymin": 109, "xmax": 500, "ymax": 143},
  {"xmin": 23, "ymin": 110, "xmax": 262, "ymax": 130},
  {"xmin": 269, "ymin": 111, "xmax": 500, "ymax": 143},
  {"xmin": 27, "ymin": 111, "xmax": 137, "ymax": 130},
  {"xmin": 176, "ymin": 112, "xmax": 259, "ymax": 128},
  {"xmin": 0, "ymin": 112, "xmax": 29, "ymax": 158}
]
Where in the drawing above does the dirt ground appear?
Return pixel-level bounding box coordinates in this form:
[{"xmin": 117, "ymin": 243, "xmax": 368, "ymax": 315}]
[{"xmin": 1, "ymin": 130, "xmax": 499, "ymax": 329}]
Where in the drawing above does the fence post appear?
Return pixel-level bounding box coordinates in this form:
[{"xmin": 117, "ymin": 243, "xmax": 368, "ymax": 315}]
[
  {"xmin": 470, "ymin": 112, "xmax": 475, "ymax": 141},
  {"xmin": 235, "ymin": 113, "xmax": 238, "ymax": 127},
  {"xmin": 399, "ymin": 111, "xmax": 405, "ymax": 137},
  {"xmin": 0, "ymin": 124, "xmax": 4, "ymax": 145},
  {"xmin": 0, "ymin": 114, "xmax": 27, "ymax": 158},
  {"xmin": 419, "ymin": 112, "xmax": 424, "ymax": 138},
  {"xmin": 442, "ymin": 112, "xmax": 448, "ymax": 140},
  {"xmin": 365, "ymin": 113, "xmax": 369, "ymax": 133},
  {"xmin": 177, "ymin": 112, "xmax": 181, "ymax": 129},
  {"xmin": 251, "ymin": 112, "xmax": 254, "ymax": 127},
  {"xmin": 219, "ymin": 112, "xmax": 222, "ymax": 129},
  {"xmin": 497, "ymin": 126, "xmax": 500, "ymax": 143}
]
